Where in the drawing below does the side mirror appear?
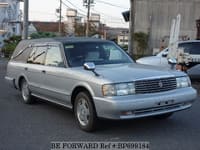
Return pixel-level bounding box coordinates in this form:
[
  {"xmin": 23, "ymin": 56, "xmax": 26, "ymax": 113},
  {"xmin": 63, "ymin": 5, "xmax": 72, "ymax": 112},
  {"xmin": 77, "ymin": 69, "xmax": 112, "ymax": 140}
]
[
  {"xmin": 83, "ymin": 62, "xmax": 100, "ymax": 76},
  {"xmin": 168, "ymin": 58, "xmax": 177, "ymax": 65},
  {"xmin": 83, "ymin": 62, "xmax": 95, "ymax": 71},
  {"xmin": 162, "ymin": 52, "xmax": 168, "ymax": 57},
  {"xmin": 168, "ymin": 58, "xmax": 177, "ymax": 70}
]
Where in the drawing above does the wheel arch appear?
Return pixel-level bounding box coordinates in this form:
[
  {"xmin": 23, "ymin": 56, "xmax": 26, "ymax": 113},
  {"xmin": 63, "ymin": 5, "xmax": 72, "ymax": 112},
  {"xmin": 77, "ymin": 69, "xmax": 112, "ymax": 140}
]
[
  {"xmin": 71, "ymin": 84, "xmax": 95, "ymax": 110},
  {"xmin": 17, "ymin": 74, "xmax": 28, "ymax": 90}
]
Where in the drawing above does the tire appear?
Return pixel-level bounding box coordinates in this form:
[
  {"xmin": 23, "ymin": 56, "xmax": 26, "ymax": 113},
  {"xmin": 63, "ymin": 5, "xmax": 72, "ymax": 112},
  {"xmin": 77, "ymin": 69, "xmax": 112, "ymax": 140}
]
[
  {"xmin": 154, "ymin": 112, "xmax": 173, "ymax": 119},
  {"xmin": 74, "ymin": 92, "xmax": 97, "ymax": 132},
  {"xmin": 20, "ymin": 79, "xmax": 34, "ymax": 104}
]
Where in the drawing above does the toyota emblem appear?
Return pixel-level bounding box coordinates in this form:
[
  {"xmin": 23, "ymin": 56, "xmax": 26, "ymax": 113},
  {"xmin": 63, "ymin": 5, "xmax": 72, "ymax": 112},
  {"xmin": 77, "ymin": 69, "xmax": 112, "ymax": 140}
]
[{"xmin": 158, "ymin": 81, "xmax": 163, "ymax": 88}]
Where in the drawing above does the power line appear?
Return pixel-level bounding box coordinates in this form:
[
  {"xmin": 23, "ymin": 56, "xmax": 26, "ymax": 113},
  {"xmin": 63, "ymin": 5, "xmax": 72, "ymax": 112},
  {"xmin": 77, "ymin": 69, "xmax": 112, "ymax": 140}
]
[
  {"xmin": 61, "ymin": 0, "xmax": 126, "ymax": 21},
  {"xmin": 91, "ymin": 8, "xmax": 124, "ymax": 21},
  {"xmin": 95, "ymin": 0, "xmax": 128, "ymax": 9},
  {"xmin": 60, "ymin": 0, "xmax": 127, "ymax": 26},
  {"xmin": 61, "ymin": 0, "xmax": 87, "ymax": 17},
  {"xmin": 30, "ymin": 11, "xmax": 56, "ymax": 16},
  {"xmin": 63, "ymin": 0, "xmax": 87, "ymax": 15}
]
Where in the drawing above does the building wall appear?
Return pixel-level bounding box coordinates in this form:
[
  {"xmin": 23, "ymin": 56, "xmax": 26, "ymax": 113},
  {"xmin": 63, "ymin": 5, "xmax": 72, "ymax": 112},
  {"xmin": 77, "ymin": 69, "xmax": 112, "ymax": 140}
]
[
  {"xmin": 135, "ymin": 0, "xmax": 200, "ymax": 53},
  {"xmin": 90, "ymin": 13, "xmax": 100, "ymax": 29},
  {"xmin": 0, "ymin": 0, "xmax": 20, "ymax": 48},
  {"xmin": 66, "ymin": 9, "xmax": 77, "ymax": 36}
]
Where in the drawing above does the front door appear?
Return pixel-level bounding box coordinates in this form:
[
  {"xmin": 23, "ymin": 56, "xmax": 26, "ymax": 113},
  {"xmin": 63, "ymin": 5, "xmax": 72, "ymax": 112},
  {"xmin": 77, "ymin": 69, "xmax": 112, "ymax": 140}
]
[{"xmin": 42, "ymin": 44, "xmax": 72, "ymax": 107}]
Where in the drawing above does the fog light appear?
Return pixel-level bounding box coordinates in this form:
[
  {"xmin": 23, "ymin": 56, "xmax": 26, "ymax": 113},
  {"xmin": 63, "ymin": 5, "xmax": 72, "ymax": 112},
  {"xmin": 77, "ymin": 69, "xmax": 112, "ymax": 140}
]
[{"xmin": 121, "ymin": 111, "xmax": 133, "ymax": 116}]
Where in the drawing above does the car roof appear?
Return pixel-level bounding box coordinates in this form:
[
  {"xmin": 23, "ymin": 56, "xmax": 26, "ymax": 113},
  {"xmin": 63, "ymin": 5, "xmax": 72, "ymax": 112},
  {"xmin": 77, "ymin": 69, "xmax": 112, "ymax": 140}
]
[
  {"xmin": 12, "ymin": 37, "xmax": 112, "ymax": 59},
  {"xmin": 21, "ymin": 37, "xmax": 110, "ymax": 44},
  {"xmin": 179, "ymin": 40, "xmax": 200, "ymax": 44}
]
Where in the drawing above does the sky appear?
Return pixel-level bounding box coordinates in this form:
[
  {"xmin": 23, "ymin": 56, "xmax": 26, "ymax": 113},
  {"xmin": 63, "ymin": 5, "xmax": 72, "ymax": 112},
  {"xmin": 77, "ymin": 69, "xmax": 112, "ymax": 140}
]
[{"xmin": 20, "ymin": 0, "xmax": 130, "ymax": 28}]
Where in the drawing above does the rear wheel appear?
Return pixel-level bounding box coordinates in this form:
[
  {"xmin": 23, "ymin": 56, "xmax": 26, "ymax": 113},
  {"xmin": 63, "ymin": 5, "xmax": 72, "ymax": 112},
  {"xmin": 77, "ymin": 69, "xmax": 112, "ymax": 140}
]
[
  {"xmin": 154, "ymin": 112, "xmax": 173, "ymax": 119},
  {"xmin": 74, "ymin": 92, "xmax": 97, "ymax": 132},
  {"xmin": 20, "ymin": 79, "xmax": 34, "ymax": 104}
]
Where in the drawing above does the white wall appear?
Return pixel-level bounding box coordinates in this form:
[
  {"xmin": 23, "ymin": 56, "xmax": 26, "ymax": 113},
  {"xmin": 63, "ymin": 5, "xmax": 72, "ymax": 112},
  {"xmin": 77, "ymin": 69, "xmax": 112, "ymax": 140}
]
[{"xmin": 135, "ymin": 0, "xmax": 200, "ymax": 53}]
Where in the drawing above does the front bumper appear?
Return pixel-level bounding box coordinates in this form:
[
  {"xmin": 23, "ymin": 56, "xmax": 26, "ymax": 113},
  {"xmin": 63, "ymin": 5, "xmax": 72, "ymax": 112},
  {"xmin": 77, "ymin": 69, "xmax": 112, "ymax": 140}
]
[
  {"xmin": 5, "ymin": 76, "xmax": 17, "ymax": 89},
  {"xmin": 93, "ymin": 87, "xmax": 197, "ymax": 119}
]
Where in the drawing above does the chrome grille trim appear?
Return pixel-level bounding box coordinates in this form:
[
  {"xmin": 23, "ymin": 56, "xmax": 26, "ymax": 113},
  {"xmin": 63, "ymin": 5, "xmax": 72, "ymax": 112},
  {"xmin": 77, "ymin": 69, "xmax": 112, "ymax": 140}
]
[{"xmin": 135, "ymin": 77, "xmax": 177, "ymax": 94}]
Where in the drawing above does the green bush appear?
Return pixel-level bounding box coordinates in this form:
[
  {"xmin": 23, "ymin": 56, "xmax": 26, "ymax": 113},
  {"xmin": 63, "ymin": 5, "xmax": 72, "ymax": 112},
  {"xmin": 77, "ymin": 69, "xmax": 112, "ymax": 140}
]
[
  {"xmin": 2, "ymin": 36, "xmax": 21, "ymax": 58},
  {"xmin": 133, "ymin": 32, "xmax": 148, "ymax": 59},
  {"xmin": 120, "ymin": 45, "xmax": 128, "ymax": 52}
]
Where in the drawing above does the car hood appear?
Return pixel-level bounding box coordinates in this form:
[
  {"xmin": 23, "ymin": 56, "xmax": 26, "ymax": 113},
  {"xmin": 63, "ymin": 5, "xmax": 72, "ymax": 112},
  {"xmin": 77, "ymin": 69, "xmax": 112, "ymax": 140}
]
[
  {"xmin": 94, "ymin": 63, "xmax": 185, "ymax": 83},
  {"xmin": 136, "ymin": 56, "xmax": 160, "ymax": 65}
]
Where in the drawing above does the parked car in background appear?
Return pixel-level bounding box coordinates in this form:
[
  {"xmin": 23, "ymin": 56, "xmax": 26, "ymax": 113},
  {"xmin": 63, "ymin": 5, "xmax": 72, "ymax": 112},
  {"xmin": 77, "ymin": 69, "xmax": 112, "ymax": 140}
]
[
  {"xmin": 5, "ymin": 37, "xmax": 197, "ymax": 131},
  {"xmin": 136, "ymin": 40, "xmax": 200, "ymax": 80},
  {"xmin": 137, "ymin": 48, "xmax": 170, "ymax": 67}
]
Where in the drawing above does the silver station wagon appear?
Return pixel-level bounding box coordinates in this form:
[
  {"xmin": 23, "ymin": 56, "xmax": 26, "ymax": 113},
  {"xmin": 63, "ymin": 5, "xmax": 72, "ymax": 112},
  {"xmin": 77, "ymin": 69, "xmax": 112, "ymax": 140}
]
[{"xmin": 5, "ymin": 37, "xmax": 197, "ymax": 131}]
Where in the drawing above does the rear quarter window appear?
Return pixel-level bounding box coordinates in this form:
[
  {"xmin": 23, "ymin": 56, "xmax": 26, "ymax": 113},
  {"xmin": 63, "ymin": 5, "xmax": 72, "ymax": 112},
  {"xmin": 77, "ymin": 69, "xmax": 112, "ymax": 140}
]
[
  {"xmin": 12, "ymin": 47, "xmax": 33, "ymax": 62},
  {"xmin": 11, "ymin": 40, "xmax": 33, "ymax": 63}
]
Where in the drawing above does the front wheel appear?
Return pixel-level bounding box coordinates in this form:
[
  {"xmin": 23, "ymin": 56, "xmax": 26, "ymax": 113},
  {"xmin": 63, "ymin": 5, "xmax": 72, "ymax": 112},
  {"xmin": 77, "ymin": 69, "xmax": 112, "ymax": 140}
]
[{"xmin": 74, "ymin": 92, "xmax": 97, "ymax": 132}]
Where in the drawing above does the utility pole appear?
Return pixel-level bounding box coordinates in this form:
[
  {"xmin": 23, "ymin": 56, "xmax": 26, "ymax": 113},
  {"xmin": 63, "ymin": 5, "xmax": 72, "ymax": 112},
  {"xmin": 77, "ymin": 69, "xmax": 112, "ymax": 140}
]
[
  {"xmin": 129, "ymin": 0, "xmax": 136, "ymax": 56},
  {"xmin": 23, "ymin": 0, "xmax": 29, "ymax": 39},
  {"xmin": 83, "ymin": 0, "xmax": 94, "ymax": 37},
  {"xmin": 196, "ymin": 18, "xmax": 200, "ymax": 40},
  {"xmin": 86, "ymin": 0, "xmax": 91, "ymax": 37},
  {"xmin": 59, "ymin": 0, "xmax": 62, "ymax": 36}
]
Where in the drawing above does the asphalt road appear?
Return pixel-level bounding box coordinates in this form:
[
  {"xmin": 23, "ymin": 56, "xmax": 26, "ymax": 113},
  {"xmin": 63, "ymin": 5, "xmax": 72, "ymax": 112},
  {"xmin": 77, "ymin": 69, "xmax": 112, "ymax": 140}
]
[{"xmin": 0, "ymin": 58, "xmax": 200, "ymax": 150}]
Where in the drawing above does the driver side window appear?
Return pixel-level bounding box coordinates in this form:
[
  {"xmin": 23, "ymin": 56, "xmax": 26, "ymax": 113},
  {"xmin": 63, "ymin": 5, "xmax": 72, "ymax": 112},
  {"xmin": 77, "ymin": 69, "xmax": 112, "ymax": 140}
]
[{"xmin": 45, "ymin": 46, "xmax": 65, "ymax": 67}]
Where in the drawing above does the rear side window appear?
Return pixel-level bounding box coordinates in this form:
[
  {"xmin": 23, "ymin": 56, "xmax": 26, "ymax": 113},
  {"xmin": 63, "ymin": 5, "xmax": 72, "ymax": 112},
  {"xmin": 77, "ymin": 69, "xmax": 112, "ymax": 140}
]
[
  {"xmin": 179, "ymin": 42, "xmax": 200, "ymax": 54},
  {"xmin": 27, "ymin": 46, "xmax": 46, "ymax": 65}
]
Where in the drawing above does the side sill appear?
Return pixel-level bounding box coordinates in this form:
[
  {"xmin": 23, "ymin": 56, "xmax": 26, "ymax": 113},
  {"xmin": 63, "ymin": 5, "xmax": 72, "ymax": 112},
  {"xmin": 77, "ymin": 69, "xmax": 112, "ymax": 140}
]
[{"xmin": 31, "ymin": 93, "xmax": 73, "ymax": 109}]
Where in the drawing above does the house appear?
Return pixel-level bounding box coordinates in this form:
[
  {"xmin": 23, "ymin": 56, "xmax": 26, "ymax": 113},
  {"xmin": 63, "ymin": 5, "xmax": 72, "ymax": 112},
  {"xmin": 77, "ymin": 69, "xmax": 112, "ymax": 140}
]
[
  {"xmin": 30, "ymin": 21, "xmax": 65, "ymax": 35},
  {"xmin": 0, "ymin": 0, "xmax": 21, "ymax": 48}
]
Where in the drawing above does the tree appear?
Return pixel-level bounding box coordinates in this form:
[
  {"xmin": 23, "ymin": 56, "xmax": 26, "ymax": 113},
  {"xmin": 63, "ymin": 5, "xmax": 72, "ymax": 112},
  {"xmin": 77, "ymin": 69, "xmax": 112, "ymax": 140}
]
[
  {"xmin": 74, "ymin": 23, "xmax": 85, "ymax": 36},
  {"xmin": 30, "ymin": 32, "xmax": 56, "ymax": 39},
  {"xmin": 74, "ymin": 22, "xmax": 100, "ymax": 37}
]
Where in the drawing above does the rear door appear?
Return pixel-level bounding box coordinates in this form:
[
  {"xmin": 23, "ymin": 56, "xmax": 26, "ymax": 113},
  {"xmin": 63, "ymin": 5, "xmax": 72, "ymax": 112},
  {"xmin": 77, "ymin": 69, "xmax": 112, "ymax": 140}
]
[{"xmin": 25, "ymin": 45, "xmax": 47, "ymax": 95}]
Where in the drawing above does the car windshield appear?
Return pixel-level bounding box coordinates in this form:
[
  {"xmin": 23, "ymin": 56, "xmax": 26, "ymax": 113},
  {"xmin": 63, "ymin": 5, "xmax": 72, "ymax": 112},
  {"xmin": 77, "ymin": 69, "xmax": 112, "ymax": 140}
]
[{"xmin": 64, "ymin": 41, "xmax": 133, "ymax": 67}]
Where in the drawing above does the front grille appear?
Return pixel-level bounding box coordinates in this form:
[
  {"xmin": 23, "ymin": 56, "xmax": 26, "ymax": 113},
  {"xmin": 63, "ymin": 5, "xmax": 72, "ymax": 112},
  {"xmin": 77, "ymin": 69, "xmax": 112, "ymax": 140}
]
[{"xmin": 135, "ymin": 77, "xmax": 177, "ymax": 94}]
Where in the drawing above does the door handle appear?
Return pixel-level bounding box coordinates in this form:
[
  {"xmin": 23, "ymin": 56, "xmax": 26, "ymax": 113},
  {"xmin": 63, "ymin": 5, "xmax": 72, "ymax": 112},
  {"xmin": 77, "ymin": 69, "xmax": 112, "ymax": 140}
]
[
  {"xmin": 42, "ymin": 70, "xmax": 46, "ymax": 74},
  {"xmin": 24, "ymin": 67, "xmax": 28, "ymax": 71}
]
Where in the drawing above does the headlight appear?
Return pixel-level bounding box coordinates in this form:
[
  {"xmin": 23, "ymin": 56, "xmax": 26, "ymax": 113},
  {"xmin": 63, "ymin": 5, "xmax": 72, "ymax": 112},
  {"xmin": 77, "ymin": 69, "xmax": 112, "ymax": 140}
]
[
  {"xmin": 102, "ymin": 82, "xmax": 135, "ymax": 96},
  {"xmin": 176, "ymin": 77, "xmax": 191, "ymax": 88}
]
